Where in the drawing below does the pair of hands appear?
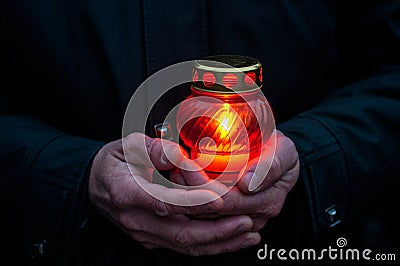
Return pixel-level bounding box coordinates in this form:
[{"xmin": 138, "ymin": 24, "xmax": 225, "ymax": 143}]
[{"xmin": 88, "ymin": 130, "xmax": 299, "ymax": 256}]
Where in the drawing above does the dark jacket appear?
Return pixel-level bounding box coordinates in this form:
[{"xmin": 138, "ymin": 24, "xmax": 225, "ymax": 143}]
[{"xmin": 1, "ymin": 0, "xmax": 399, "ymax": 265}]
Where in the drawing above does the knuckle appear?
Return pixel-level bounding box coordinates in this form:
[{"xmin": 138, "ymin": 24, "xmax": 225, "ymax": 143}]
[
  {"xmin": 212, "ymin": 231, "xmax": 225, "ymax": 242},
  {"xmin": 262, "ymin": 203, "xmax": 281, "ymax": 217},
  {"xmin": 186, "ymin": 205, "xmax": 205, "ymax": 216},
  {"xmin": 149, "ymin": 199, "xmax": 169, "ymax": 216},
  {"xmin": 176, "ymin": 199, "xmax": 206, "ymax": 216},
  {"xmin": 118, "ymin": 213, "xmax": 133, "ymax": 230},
  {"xmin": 128, "ymin": 132, "xmax": 141, "ymax": 139},
  {"xmin": 219, "ymin": 243, "xmax": 233, "ymax": 254},
  {"xmin": 224, "ymin": 197, "xmax": 236, "ymax": 212},
  {"xmin": 175, "ymin": 229, "xmax": 193, "ymax": 247},
  {"xmin": 272, "ymin": 155, "xmax": 283, "ymax": 172},
  {"xmin": 258, "ymin": 188, "xmax": 286, "ymax": 217},
  {"xmin": 145, "ymin": 136, "xmax": 156, "ymax": 154}
]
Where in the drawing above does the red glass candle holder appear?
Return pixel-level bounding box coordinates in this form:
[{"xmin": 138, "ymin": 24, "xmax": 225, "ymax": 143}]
[{"xmin": 176, "ymin": 55, "xmax": 274, "ymax": 184}]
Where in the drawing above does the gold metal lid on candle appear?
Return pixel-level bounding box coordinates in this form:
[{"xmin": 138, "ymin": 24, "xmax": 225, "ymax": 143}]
[{"xmin": 192, "ymin": 55, "xmax": 263, "ymax": 93}]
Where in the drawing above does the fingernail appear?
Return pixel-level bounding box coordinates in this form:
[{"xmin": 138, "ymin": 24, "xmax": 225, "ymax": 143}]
[
  {"xmin": 248, "ymin": 173, "xmax": 263, "ymax": 192},
  {"xmin": 235, "ymin": 223, "xmax": 252, "ymax": 234}
]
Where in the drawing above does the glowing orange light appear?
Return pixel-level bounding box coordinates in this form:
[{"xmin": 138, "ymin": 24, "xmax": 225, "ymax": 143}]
[
  {"xmin": 177, "ymin": 89, "xmax": 266, "ymax": 183},
  {"xmin": 176, "ymin": 55, "xmax": 272, "ymax": 184}
]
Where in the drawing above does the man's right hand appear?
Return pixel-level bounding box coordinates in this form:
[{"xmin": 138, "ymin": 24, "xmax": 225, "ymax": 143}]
[{"xmin": 88, "ymin": 133, "xmax": 260, "ymax": 256}]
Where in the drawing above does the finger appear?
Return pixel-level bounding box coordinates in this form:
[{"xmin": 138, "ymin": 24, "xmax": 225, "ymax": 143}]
[
  {"xmin": 170, "ymin": 160, "xmax": 210, "ymax": 186},
  {"xmin": 272, "ymin": 159, "xmax": 300, "ymax": 192},
  {"xmin": 123, "ymin": 132, "xmax": 187, "ymax": 170},
  {"xmin": 124, "ymin": 133, "xmax": 214, "ymax": 187},
  {"xmin": 123, "ymin": 209, "xmax": 254, "ymax": 247},
  {"xmin": 170, "ymin": 168, "xmax": 187, "ymax": 185},
  {"xmin": 170, "ymin": 168, "xmax": 229, "ymax": 202},
  {"xmin": 238, "ymin": 130, "xmax": 276, "ymax": 193},
  {"xmin": 175, "ymin": 232, "xmax": 261, "ymax": 256},
  {"xmin": 239, "ymin": 130, "xmax": 298, "ymax": 194},
  {"xmin": 179, "ymin": 159, "xmax": 210, "ymax": 185},
  {"xmin": 169, "ymin": 166, "xmax": 210, "ymax": 187},
  {"xmin": 127, "ymin": 162, "xmax": 154, "ymax": 182},
  {"xmin": 168, "ymin": 215, "xmax": 254, "ymax": 247},
  {"xmin": 129, "ymin": 230, "xmax": 171, "ymax": 250},
  {"xmin": 218, "ymin": 185, "xmax": 285, "ymax": 217},
  {"xmin": 140, "ymin": 181, "xmax": 226, "ymax": 215},
  {"xmin": 107, "ymin": 170, "xmax": 225, "ymax": 216},
  {"xmin": 128, "ymin": 228, "xmax": 260, "ymax": 256},
  {"xmin": 119, "ymin": 175, "xmax": 225, "ymax": 215},
  {"xmin": 238, "ymin": 156, "xmax": 273, "ymax": 194},
  {"xmin": 188, "ymin": 212, "xmax": 221, "ymax": 219}
]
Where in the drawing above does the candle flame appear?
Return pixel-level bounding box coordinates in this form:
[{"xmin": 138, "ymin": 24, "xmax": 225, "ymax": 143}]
[
  {"xmin": 201, "ymin": 103, "xmax": 243, "ymax": 153},
  {"xmin": 216, "ymin": 103, "xmax": 234, "ymax": 139}
]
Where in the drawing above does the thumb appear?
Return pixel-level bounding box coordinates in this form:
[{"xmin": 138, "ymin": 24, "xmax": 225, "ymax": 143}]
[
  {"xmin": 123, "ymin": 132, "xmax": 186, "ymax": 170},
  {"xmin": 123, "ymin": 133, "xmax": 227, "ymax": 194}
]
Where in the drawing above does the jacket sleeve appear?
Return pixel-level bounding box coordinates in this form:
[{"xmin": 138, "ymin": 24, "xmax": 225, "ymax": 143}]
[
  {"xmin": 277, "ymin": 0, "xmax": 400, "ymax": 246},
  {"xmin": 0, "ymin": 115, "xmax": 104, "ymax": 264}
]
